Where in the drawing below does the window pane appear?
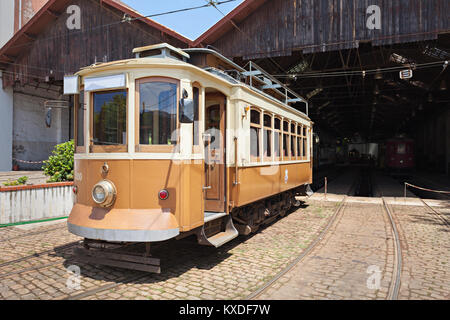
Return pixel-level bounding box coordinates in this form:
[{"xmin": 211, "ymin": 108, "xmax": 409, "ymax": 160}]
[
  {"xmin": 303, "ymin": 138, "xmax": 307, "ymax": 157},
  {"xmin": 283, "ymin": 121, "xmax": 289, "ymax": 132},
  {"xmin": 283, "ymin": 133, "xmax": 289, "ymax": 157},
  {"xmin": 77, "ymin": 91, "xmax": 84, "ymax": 147},
  {"xmin": 250, "ymin": 109, "xmax": 260, "ymax": 124},
  {"xmin": 193, "ymin": 87, "xmax": 199, "ymax": 146},
  {"xmin": 297, "ymin": 125, "xmax": 301, "ymax": 135},
  {"xmin": 250, "ymin": 127, "xmax": 260, "ymax": 158},
  {"xmin": 297, "ymin": 137, "xmax": 301, "ymax": 157},
  {"xmin": 291, "ymin": 123, "xmax": 295, "ymax": 133},
  {"xmin": 274, "ymin": 132, "xmax": 280, "ymax": 157},
  {"xmin": 397, "ymin": 143, "xmax": 406, "ymax": 154},
  {"xmin": 274, "ymin": 118, "xmax": 281, "ymax": 130},
  {"xmin": 263, "ymin": 114, "xmax": 271, "ymax": 127},
  {"xmin": 139, "ymin": 82, "xmax": 177, "ymax": 145},
  {"xmin": 263, "ymin": 129, "xmax": 271, "ymax": 157},
  {"xmin": 291, "ymin": 135, "xmax": 295, "ymax": 156},
  {"xmin": 93, "ymin": 90, "xmax": 127, "ymax": 145}
]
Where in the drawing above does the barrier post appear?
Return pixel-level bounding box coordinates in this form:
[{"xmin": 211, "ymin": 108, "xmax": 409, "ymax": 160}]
[{"xmin": 404, "ymin": 183, "xmax": 406, "ymax": 201}]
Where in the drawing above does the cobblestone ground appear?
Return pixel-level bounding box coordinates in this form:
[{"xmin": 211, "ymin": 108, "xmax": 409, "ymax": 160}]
[
  {"xmin": 259, "ymin": 201, "xmax": 395, "ymax": 300},
  {"xmin": 0, "ymin": 200, "xmax": 338, "ymax": 300},
  {"xmin": 393, "ymin": 203, "xmax": 450, "ymax": 300}
]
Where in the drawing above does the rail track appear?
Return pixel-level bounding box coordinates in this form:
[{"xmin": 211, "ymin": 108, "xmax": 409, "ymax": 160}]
[
  {"xmin": 0, "ymin": 225, "xmax": 66, "ymax": 243},
  {"xmin": 419, "ymin": 198, "xmax": 450, "ymax": 227},
  {"xmin": 0, "ymin": 241, "xmax": 81, "ymax": 279},
  {"xmin": 247, "ymin": 175, "xmax": 404, "ymax": 300},
  {"xmin": 381, "ymin": 197, "xmax": 402, "ymax": 300}
]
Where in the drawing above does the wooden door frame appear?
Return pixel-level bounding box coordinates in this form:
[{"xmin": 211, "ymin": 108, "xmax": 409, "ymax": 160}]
[{"xmin": 204, "ymin": 92, "xmax": 226, "ymax": 212}]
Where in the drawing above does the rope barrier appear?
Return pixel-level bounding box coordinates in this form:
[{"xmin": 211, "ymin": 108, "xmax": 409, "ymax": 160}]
[
  {"xmin": 12, "ymin": 158, "xmax": 45, "ymax": 164},
  {"xmin": 404, "ymin": 182, "xmax": 450, "ymax": 198}
]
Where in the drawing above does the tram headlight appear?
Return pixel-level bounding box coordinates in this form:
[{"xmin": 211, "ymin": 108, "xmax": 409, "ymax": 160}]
[{"xmin": 92, "ymin": 180, "xmax": 116, "ymax": 207}]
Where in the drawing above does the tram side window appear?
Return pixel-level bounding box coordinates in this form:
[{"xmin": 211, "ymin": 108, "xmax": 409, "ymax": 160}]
[
  {"xmin": 297, "ymin": 125, "xmax": 301, "ymax": 158},
  {"xmin": 274, "ymin": 117, "xmax": 281, "ymax": 159},
  {"xmin": 250, "ymin": 109, "xmax": 261, "ymax": 161},
  {"xmin": 193, "ymin": 87, "xmax": 200, "ymax": 146},
  {"xmin": 139, "ymin": 81, "xmax": 177, "ymax": 145},
  {"xmin": 263, "ymin": 114, "xmax": 272, "ymax": 159},
  {"xmin": 302, "ymin": 127, "xmax": 307, "ymax": 158},
  {"xmin": 290, "ymin": 123, "xmax": 296, "ymax": 158},
  {"xmin": 283, "ymin": 120, "xmax": 289, "ymax": 158},
  {"xmin": 76, "ymin": 90, "xmax": 84, "ymax": 147},
  {"xmin": 92, "ymin": 90, "xmax": 127, "ymax": 146}
]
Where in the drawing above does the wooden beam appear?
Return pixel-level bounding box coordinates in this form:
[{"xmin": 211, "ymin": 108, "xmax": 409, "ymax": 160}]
[
  {"xmin": 46, "ymin": 9, "xmax": 60, "ymax": 18},
  {"xmin": 23, "ymin": 32, "xmax": 37, "ymax": 40}
]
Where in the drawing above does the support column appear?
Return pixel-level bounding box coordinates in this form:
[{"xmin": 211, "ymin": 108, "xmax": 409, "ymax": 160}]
[{"xmin": 0, "ymin": 71, "xmax": 14, "ymax": 171}]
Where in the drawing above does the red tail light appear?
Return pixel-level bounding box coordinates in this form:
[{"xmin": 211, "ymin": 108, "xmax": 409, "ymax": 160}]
[{"xmin": 159, "ymin": 189, "xmax": 169, "ymax": 200}]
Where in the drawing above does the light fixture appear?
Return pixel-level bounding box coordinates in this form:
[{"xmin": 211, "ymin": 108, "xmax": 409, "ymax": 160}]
[
  {"xmin": 92, "ymin": 180, "xmax": 116, "ymax": 207},
  {"xmin": 428, "ymin": 93, "xmax": 433, "ymax": 102},
  {"xmin": 159, "ymin": 189, "xmax": 169, "ymax": 200},
  {"xmin": 374, "ymin": 69, "xmax": 383, "ymax": 80},
  {"xmin": 440, "ymin": 79, "xmax": 447, "ymax": 91},
  {"xmin": 374, "ymin": 84, "xmax": 380, "ymax": 95}
]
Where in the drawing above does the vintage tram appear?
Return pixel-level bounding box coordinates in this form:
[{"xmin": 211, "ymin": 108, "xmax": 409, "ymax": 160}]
[
  {"xmin": 65, "ymin": 43, "xmax": 313, "ymax": 272},
  {"xmin": 385, "ymin": 137, "xmax": 415, "ymax": 176}
]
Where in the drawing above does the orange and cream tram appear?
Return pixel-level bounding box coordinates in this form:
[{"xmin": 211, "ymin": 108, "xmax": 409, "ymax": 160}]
[{"xmin": 65, "ymin": 43, "xmax": 313, "ymax": 272}]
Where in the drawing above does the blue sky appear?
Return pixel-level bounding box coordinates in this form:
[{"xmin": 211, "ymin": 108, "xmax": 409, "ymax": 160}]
[{"xmin": 122, "ymin": 0, "xmax": 244, "ymax": 40}]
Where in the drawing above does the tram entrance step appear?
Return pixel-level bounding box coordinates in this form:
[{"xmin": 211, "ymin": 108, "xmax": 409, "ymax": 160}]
[
  {"xmin": 204, "ymin": 211, "xmax": 227, "ymax": 222},
  {"xmin": 197, "ymin": 215, "xmax": 238, "ymax": 248}
]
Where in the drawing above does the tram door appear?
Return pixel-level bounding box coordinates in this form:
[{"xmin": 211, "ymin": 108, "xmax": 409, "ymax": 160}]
[{"xmin": 204, "ymin": 93, "xmax": 226, "ymax": 212}]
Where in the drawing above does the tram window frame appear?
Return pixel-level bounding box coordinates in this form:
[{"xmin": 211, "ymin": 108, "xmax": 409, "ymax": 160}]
[
  {"xmin": 290, "ymin": 122, "xmax": 296, "ymax": 160},
  {"xmin": 192, "ymin": 83, "xmax": 202, "ymax": 154},
  {"xmin": 302, "ymin": 126, "xmax": 308, "ymax": 159},
  {"xmin": 90, "ymin": 89, "xmax": 128, "ymax": 153},
  {"xmin": 273, "ymin": 116, "xmax": 282, "ymax": 161},
  {"xmin": 135, "ymin": 76, "xmax": 180, "ymax": 153},
  {"xmin": 74, "ymin": 88, "xmax": 86, "ymax": 153},
  {"xmin": 282, "ymin": 120, "xmax": 290, "ymax": 160},
  {"xmin": 250, "ymin": 108, "xmax": 261, "ymax": 162},
  {"xmin": 263, "ymin": 113, "xmax": 272, "ymax": 162}
]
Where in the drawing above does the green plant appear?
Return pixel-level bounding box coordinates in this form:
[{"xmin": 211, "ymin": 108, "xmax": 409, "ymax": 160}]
[
  {"xmin": 17, "ymin": 176, "xmax": 28, "ymax": 184},
  {"xmin": 42, "ymin": 140, "xmax": 74, "ymax": 182},
  {"xmin": 3, "ymin": 176, "xmax": 29, "ymax": 186}
]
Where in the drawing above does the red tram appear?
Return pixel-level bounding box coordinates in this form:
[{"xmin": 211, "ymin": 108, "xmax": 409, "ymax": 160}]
[{"xmin": 385, "ymin": 138, "xmax": 414, "ymax": 175}]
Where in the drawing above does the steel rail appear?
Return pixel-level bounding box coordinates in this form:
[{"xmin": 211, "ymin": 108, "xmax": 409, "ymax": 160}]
[
  {"xmin": 381, "ymin": 197, "xmax": 402, "ymax": 300},
  {"xmin": 246, "ymin": 195, "xmax": 348, "ymax": 300},
  {"xmin": 0, "ymin": 241, "xmax": 80, "ymax": 274},
  {"xmin": 419, "ymin": 198, "xmax": 450, "ymax": 228},
  {"xmin": 0, "ymin": 225, "xmax": 66, "ymax": 243}
]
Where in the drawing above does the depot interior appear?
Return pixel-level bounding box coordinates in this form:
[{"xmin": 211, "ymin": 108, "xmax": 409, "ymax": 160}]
[{"xmin": 238, "ymin": 35, "xmax": 450, "ymax": 197}]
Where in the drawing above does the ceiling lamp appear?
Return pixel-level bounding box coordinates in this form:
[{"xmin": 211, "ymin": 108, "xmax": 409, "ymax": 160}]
[
  {"xmin": 440, "ymin": 79, "xmax": 447, "ymax": 91},
  {"xmin": 373, "ymin": 84, "xmax": 380, "ymax": 95},
  {"xmin": 374, "ymin": 69, "xmax": 383, "ymax": 80}
]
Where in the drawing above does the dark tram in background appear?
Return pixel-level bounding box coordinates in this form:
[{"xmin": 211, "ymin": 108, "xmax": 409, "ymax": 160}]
[{"xmin": 385, "ymin": 138, "xmax": 415, "ymax": 176}]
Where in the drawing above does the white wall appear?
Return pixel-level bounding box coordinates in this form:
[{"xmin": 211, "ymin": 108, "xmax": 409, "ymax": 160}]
[
  {"xmin": 0, "ymin": 0, "xmax": 15, "ymax": 48},
  {"xmin": 13, "ymin": 84, "xmax": 69, "ymax": 170},
  {"xmin": 0, "ymin": 72, "xmax": 14, "ymax": 171}
]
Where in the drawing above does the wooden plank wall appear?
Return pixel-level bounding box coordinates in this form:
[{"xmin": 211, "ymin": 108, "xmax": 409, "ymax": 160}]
[
  {"xmin": 2, "ymin": 0, "xmax": 188, "ymax": 87},
  {"xmin": 211, "ymin": 0, "xmax": 449, "ymax": 59}
]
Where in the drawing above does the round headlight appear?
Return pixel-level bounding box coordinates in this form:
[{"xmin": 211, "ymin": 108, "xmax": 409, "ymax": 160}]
[{"xmin": 92, "ymin": 180, "xmax": 116, "ymax": 207}]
